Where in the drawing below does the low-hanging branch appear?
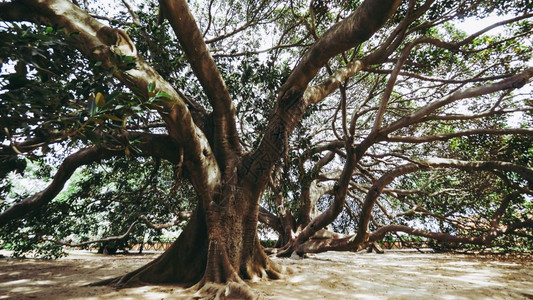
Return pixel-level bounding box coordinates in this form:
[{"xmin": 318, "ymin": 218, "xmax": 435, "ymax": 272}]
[
  {"xmin": 367, "ymin": 219, "xmax": 533, "ymax": 246},
  {"xmin": 0, "ymin": 146, "xmax": 120, "ymax": 227},
  {"xmin": 0, "ymin": 133, "xmax": 182, "ymax": 227},
  {"xmin": 281, "ymin": 157, "xmax": 533, "ymax": 254},
  {"xmin": 360, "ymin": 161, "xmax": 532, "ymax": 240},
  {"xmin": 44, "ymin": 221, "xmax": 139, "ymax": 248}
]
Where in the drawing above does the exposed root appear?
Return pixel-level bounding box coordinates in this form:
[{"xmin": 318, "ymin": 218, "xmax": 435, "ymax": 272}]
[
  {"xmin": 88, "ymin": 211, "xmax": 288, "ymax": 294},
  {"xmin": 275, "ymin": 243, "xmax": 296, "ymax": 258},
  {"xmin": 196, "ymin": 239, "xmax": 245, "ymax": 286},
  {"xmin": 366, "ymin": 241, "xmax": 384, "ymax": 254},
  {"xmin": 243, "ymin": 240, "xmax": 283, "ymax": 280},
  {"xmin": 193, "ymin": 282, "xmax": 262, "ymax": 300},
  {"xmin": 187, "ymin": 237, "xmax": 288, "ymax": 299}
]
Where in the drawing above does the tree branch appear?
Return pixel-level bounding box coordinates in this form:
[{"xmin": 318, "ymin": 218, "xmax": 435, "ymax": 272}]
[
  {"xmin": 0, "ymin": 133, "xmax": 181, "ymax": 226},
  {"xmin": 258, "ymin": 206, "xmax": 283, "ymax": 233},
  {"xmin": 246, "ymin": 0, "xmax": 401, "ymax": 204},
  {"xmin": 303, "ymin": 60, "xmax": 364, "ymax": 105},
  {"xmin": 45, "ymin": 221, "xmax": 139, "ymax": 247},
  {"xmin": 386, "ymin": 129, "xmax": 533, "ymax": 143},
  {"xmin": 139, "ymin": 212, "xmax": 191, "ymax": 230},
  {"xmin": 0, "ymin": 146, "xmax": 119, "ymax": 227},
  {"xmin": 17, "ymin": 0, "xmax": 221, "ymax": 208},
  {"xmin": 368, "ymin": 225, "xmax": 493, "ymax": 245},
  {"xmin": 158, "ymin": 0, "xmax": 241, "ymax": 173},
  {"xmin": 120, "ymin": 0, "xmax": 140, "ymax": 25},
  {"xmin": 419, "ymin": 157, "xmax": 533, "ymax": 184},
  {"xmin": 364, "ymin": 67, "xmax": 512, "ymax": 84},
  {"xmin": 349, "ymin": 157, "xmax": 533, "ymax": 248},
  {"xmin": 279, "ymin": 0, "xmax": 402, "ymax": 98},
  {"xmin": 381, "ymin": 67, "xmax": 533, "ymax": 135}
]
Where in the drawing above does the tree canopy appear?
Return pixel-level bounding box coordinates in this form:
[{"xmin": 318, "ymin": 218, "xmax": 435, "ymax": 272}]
[{"xmin": 1, "ymin": 0, "xmax": 532, "ymax": 297}]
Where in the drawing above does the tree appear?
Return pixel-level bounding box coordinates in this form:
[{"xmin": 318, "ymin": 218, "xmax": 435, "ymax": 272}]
[{"xmin": 1, "ymin": 0, "xmax": 532, "ymax": 297}]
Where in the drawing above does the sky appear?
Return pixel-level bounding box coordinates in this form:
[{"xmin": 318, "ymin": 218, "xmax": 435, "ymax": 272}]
[{"xmin": 455, "ymin": 14, "xmax": 508, "ymax": 35}]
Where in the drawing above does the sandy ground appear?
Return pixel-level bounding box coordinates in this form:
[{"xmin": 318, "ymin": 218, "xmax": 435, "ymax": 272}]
[{"xmin": 0, "ymin": 249, "xmax": 532, "ymax": 300}]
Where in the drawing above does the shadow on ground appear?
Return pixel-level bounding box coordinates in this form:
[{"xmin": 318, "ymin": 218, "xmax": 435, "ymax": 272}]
[{"xmin": 1, "ymin": 250, "xmax": 532, "ymax": 299}]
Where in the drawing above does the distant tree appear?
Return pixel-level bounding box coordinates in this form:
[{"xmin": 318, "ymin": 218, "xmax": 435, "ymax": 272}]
[{"xmin": 1, "ymin": 0, "xmax": 532, "ymax": 297}]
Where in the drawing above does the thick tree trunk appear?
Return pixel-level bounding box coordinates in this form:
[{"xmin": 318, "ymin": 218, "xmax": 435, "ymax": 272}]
[{"xmin": 197, "ymin": 191, "xmax": 283, "ymax": 287}]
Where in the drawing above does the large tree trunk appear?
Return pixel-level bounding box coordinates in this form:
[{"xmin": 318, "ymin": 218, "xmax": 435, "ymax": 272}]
[{"xmin": 198, "ymin": 189, "xmax": 283, "ymax": 286}]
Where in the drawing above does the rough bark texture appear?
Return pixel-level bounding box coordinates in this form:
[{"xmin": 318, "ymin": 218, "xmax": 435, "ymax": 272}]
[{"xmin": 92, "ymin": 181, "xmax": 284, "ymax": 299}]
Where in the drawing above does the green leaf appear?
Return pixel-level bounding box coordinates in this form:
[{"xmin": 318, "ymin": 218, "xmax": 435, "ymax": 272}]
[
  {"xmin": 147, "ymin": 79, "xmax": 156, "ymax": 95},
  {"xmin": 155, "ymin": 91, "xmax": 172, "ymax": 100}
]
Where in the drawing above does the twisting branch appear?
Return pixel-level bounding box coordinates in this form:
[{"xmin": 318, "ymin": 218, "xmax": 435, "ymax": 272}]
[
  {"xmin": 44, "ymin": 221, "xmax": 139, "ymax": 247},
  {"xmin": 368, "ymin": 225, "xmax": 492, "ymax": 246},
  {"xmin": 419, "ymin": 158, "xmax": 533, "ymax": 184},
  {"xmin": 371, "ymin": 41, "xmax": 414, "ymax": 133},
  {"xmin": 279, "ymin": 0, "xmax": 402, "ymax": 98},
  {"xmin": 363, "ymin": 0, "xmax": 433, "ymax": 64},
  {"xmin": 380, "ymin": 67, "xmax": 533, "ymax": 135},
  {"xmin": 0, "ymin": 133, "xmax": 182, "ymax": 226},
  {"xmin": 303, "ymin": 60, "xmax": 364, "ymax": 105},
  {"xmin": 11, "ymin": 0, "xmax": 221, "ymax": 209},
  {"xmin": 364, "ymin": 67, "xmax": 512, "ymax": 84},
  {"xmin": 350, "ymin": 164, "xmax": 423, "ymax": 247},
  {"xmin": 248, "ymin": 0, "xmax": 402, "ymax": 206},
  {"xmin": 0, "ymin": 146, "xmax": 120, "ymax": 227},
  {"xmin": 386, "ymin": 129, "xmax": 533, "ymax": 143},
  {"xmin": 121, "ymin": 0, "xmax": 140, "ymax": 25},
  {"xmin": 294, "ymin": 158, "xmax": 533, "ymax": 254},
  {"xmin": 352, "ymin": 158, "xmax": 533, "ymax": 247}
]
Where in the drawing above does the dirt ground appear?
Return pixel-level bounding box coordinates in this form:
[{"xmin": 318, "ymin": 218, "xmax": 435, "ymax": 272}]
[{"xmin": 0, "ymin": 249, "xmax": 532, "ymax": 300}]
